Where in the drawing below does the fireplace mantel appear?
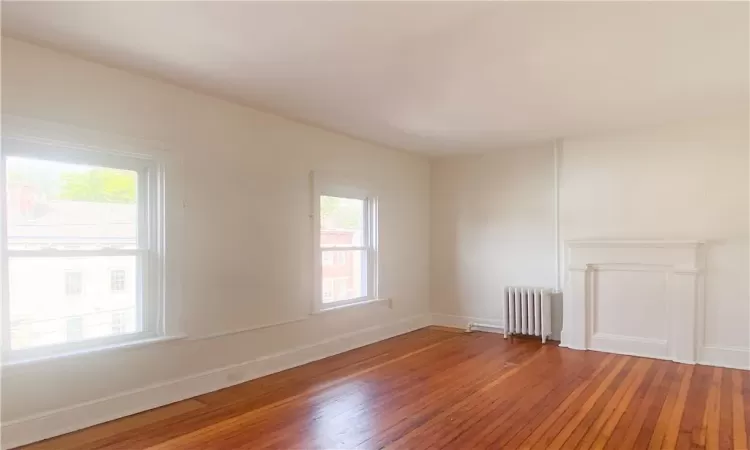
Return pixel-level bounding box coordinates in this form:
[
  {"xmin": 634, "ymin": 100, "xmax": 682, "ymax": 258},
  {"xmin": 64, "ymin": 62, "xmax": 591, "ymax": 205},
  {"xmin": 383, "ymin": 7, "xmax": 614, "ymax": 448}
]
[{"xmin": 561, "ymin": 239, "xmax": 704, "ymax": 364}]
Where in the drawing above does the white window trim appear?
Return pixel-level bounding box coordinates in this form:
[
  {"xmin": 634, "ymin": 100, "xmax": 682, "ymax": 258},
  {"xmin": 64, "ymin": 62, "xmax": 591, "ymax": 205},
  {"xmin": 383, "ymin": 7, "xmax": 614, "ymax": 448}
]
[
  {"xmin": 1, "ymin": 116, "xmax": 183, "ymax": 364},
  {"xmin": 311, "ymin": 172, "xmax": 379, "ymax": 313}
]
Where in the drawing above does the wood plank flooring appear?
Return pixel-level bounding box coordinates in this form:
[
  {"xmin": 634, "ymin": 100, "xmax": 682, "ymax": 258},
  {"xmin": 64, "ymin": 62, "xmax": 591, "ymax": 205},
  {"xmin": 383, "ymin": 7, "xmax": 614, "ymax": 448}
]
[{"xmin": 20, "ymin": 328, "xmax": 750, "ymax": 450}]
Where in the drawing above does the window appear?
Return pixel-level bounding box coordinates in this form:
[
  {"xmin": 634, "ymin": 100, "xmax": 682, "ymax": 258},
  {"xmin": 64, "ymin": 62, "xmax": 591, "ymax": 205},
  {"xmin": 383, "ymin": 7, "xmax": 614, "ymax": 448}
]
[
  {"xmin": 334, "ymin": 278, "xmax": 348, "ymax": 299},
  {"xmin": 65, "ymin": 316, "xmax": 84, "ymax": 341},
  {"xmin": 2, "ymin": 132, "xmax": 167, "ymax": 362},
  {"xmin": 335, "ymin": 252, "xmax": 347, "ymax": 265},
  {"xmin": 65, "ymin": 271, "xmax": 83, "ymax": 296},
  {"xmin": 314, "ymin": 177, "xmax": 378, "ymax": 311},
  {"xmin": 322, "ymin": 279, "xmax": 334, "ymax": 301},
  {"xmin": 110, "ymin": 311, "xmax": 127, "ymax": 334},
  {"xmin": 322, "ymin": 253, "xmax": 334, "ymax": 266},
  {"xmin": 110, "ymin": 269, "xmax": 126, "ymax": 293}
]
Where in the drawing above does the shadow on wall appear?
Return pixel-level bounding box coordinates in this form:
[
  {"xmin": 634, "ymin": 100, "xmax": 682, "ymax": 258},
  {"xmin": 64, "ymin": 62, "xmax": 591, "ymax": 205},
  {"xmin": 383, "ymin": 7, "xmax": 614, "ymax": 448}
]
[{"xmin": 551, "ymin": 292, "xmax": 563, "ymax": 341}]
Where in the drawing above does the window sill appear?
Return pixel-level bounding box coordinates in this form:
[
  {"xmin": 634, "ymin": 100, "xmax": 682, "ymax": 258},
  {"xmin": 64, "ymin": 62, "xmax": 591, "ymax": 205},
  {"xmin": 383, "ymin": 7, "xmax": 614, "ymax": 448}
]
[
  {"xmin": 2, "ymin": 334, "xmax": 187, "ymax": 370},
  {"xmin": 315, "ymin": 297, "xmax": 392, "ymax": 314}
]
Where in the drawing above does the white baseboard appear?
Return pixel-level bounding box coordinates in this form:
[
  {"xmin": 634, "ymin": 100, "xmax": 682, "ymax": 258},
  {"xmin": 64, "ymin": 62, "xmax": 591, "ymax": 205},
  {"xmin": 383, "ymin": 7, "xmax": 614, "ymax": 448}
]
[
  {"xmin": 699, "ymin": 345, "xmax": 750, "ymax": 370},
  {"xmin": 431, "ymin": 313, "xmax": 504, "ymax": 334},
  {"xmin": 431, "ymin": 313, "xmax": 564, "ymax": 340},
  {"xmin": 559, "ymin": 338, "xmax": 749, "ymax": 371},
  {"xmin": 1, "ymin": 314, "xmax": 431, "ymax": 450}
]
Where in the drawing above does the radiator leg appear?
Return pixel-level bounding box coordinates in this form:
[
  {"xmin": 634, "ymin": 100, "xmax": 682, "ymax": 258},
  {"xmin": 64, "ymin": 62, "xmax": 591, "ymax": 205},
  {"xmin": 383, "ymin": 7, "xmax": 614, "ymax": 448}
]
[{"xmin": 542, "ymin": 334, "xmax": 547, "ymax": 344}]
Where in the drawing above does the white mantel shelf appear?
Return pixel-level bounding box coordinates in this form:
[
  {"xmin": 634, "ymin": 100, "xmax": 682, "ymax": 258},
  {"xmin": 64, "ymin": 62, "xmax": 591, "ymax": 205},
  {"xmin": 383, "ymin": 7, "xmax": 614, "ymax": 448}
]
[{"xmin": 566, "ymin": 239, "xmax": 705, "ymax": 248}]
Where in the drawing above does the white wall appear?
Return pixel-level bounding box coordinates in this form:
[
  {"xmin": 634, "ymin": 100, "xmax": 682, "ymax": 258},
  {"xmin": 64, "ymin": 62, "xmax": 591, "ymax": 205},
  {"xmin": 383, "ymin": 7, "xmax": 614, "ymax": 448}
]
[
  {"xmin": 430, "ymin": 116, "xmax": 749, "ymax": 365},
  {"xmin": 0, "ymin": 38, "xmax": 431, "ymax": 445},
  {"xmin": 560, "ymin": 116, "xmax": 749, "ymax": 365},
  {"xmin": 430, "ymin": 146, "xmax": 559, "ymax": 334}
]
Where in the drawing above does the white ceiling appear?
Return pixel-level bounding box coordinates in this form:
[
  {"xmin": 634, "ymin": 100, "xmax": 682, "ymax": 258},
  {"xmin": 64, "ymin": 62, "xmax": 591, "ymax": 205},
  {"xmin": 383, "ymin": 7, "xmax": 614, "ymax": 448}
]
[{"xmin": 2, "ymin": 2, "xmax": 748, "ymax": 155}]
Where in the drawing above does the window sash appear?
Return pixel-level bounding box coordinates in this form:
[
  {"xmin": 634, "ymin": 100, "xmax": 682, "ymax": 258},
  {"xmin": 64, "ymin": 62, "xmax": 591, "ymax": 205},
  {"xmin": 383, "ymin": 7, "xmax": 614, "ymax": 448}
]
[
  {"xmin": 319, "ymin": 247, "xmax": 372, "ymax": 301},
  {"xmin": 314, "ymin": 189, "xmax": 378, "ymax": 311},
  {"xmin": 1, "ymin": 139, "xmax": 163, "ymax": 362},
  {"xmin": 4, "ymin": 251, "xmax": 154, "ymax": 352}
]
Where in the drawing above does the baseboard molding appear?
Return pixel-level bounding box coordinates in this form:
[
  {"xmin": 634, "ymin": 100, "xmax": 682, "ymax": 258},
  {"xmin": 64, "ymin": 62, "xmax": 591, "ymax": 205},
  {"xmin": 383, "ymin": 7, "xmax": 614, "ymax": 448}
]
[
  {"xmin": 560, "ymin": 339, "xmax": 749, "ymax": 370},
  {"xmin": 699, "ymin": 345, "xmax": 750, "ymax": 370},
  {"xmin": 1, "ymin": 313, "xmax": 431, "ymax": 450},
  {"xmin": 431, "ymin": 313, "xmax": 504, "ymax": 334},
  {"xmin": 431, "ymin": 313, "xmax": 565, "ymax": 339}
]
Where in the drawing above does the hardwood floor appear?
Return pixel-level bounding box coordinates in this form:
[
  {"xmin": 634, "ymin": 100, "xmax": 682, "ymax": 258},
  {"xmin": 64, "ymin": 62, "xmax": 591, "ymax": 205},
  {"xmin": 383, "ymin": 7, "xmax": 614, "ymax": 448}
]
[{"xmin": 21, "ymin": 328, "xmax": 750, "ymax": 450}]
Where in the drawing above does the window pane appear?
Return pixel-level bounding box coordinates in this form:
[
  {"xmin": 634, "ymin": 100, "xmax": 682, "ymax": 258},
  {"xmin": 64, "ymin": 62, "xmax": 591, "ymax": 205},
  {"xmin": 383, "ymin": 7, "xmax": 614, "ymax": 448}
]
[
  {"xmin": 110, "ymin": 269, "xmax": 127, "ymax": 293},
  {"xmin": 8, "ymin": 255, "xmax": 139, "ymax": 350},
  {"xmin": 6, "ymin": 157, "xmax": 138, "ymax": 250},
  {"xmin": 320, "ymin": 196, "xmax": 364, "ymax": 247},
  {"xmin": 65, "ymin": 271, "xmax": 83, "ymax": 296},
  {"xmin": 321, "ymin": 250, "xmax": 366, "ymax": 303}
]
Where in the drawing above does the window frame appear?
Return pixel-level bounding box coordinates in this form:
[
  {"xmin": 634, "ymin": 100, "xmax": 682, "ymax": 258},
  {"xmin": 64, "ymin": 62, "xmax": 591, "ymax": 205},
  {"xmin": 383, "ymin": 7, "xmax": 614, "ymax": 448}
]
[
  {"xmin": 1, "ymin": 131, "xmax": 170, "ymax": 363},
  {"xmin": 312, "ymin": 175, "xmax": 379, "ymax": 313}
]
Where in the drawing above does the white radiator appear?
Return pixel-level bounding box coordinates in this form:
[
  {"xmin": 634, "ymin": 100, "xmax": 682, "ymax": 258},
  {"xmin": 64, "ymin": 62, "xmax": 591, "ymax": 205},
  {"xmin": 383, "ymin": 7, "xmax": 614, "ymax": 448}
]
[{"xmin": 503, "ymin": 287, "xmax": 552, "ymax": 343}]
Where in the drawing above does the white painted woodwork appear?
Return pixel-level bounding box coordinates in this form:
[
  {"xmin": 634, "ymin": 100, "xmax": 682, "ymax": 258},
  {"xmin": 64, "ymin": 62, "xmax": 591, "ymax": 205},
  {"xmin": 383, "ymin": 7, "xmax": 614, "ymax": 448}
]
[{"xmin": 561, "ymin": 240, "xmax": 704, "ymax": 364}]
